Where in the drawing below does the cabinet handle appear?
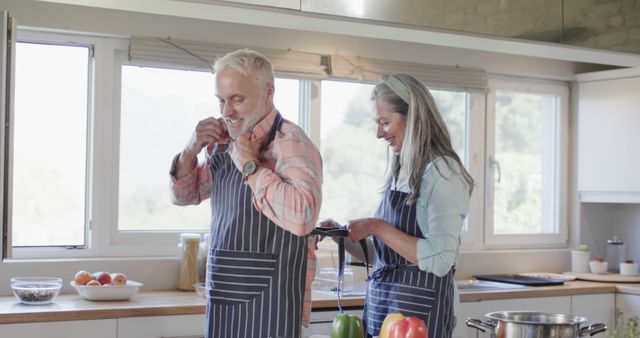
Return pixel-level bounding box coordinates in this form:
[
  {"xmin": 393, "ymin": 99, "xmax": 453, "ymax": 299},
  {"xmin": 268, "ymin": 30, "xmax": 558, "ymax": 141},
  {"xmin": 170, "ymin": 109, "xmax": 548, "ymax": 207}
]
[{"xmin": 489, "ymin": 155, "xmax": 501, "ymax": 183}]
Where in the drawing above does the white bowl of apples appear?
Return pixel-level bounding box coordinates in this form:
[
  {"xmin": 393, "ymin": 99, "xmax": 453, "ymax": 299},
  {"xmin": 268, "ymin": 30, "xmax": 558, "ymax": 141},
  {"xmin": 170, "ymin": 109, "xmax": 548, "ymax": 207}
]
[{"xmin": 71, "ymin": 271, "xmax": 143, "ymax": 301}]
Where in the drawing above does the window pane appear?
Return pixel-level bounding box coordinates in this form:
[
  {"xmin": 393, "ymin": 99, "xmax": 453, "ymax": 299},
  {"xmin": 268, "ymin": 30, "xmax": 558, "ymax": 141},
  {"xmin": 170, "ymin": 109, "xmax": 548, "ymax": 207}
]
[
  {"xmin": 431, "ymin": 89, "xmax": 468, "ymax": 232},
  {"xmin": 274, "ymin": 78, "xmax": 299, "ymax": 124},
  {"xmin": 431, "ymin": 90, "xmax": 467, "ymax": 161},
  {"xmin": 493, "ymin": 91, "xmax": 558, "ymax": 234},
  {"xmin": 319, "ymin": 82, "xmax": 469, "ymax": 227},
  {"xmin": 319, "ymin": 81, "xmax": 385, "ymax": 225},
  {"xmin": 119, "ymin": 66, "xmax": 215, "ymax": 232},
  {"xmin": 12, "ymin": 42, "xmax": 89, "ymax": 246},
  {"xmin": 119, "ymin": 69, "xmax": 301, "ymax": 232}
]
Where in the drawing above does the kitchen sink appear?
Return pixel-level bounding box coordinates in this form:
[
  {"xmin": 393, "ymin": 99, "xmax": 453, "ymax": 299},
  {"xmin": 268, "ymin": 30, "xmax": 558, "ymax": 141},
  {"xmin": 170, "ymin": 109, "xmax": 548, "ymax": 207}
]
[{"xmin": 456, "ymin": 279, "xmax": 529, "ymax": 291}]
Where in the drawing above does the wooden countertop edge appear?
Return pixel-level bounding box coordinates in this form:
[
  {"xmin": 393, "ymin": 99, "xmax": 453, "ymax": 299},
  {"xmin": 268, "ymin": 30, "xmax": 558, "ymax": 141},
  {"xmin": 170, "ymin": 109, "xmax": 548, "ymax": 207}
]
[
  {"xmin": 459, "ymin": 284, "xmax": 618, "ymax": 302},
  {"xmin": 311, "ymin": 298, "xmax": 365, "ymax": 309},
  {"xmin": 0, "ymin": 306, "xmax": 206, "ymax": 324},
  {"xmin": 1, "ymin": 282, "xmax": 638, "ymax": 324}
]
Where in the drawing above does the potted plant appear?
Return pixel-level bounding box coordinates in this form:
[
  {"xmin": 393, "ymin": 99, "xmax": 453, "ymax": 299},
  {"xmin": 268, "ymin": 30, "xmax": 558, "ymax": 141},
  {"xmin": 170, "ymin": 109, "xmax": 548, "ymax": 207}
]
[{"xmin": 606, "ymin": 309, "xmax": 639, "ymax": 338}]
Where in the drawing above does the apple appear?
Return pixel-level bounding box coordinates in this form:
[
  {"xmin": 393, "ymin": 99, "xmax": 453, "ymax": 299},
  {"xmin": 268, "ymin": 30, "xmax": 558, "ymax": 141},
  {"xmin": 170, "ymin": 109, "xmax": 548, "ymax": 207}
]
[
  {"xmin": 110, "ymin": 272, "xmax": 127, "ymax": 286},
  {"xmin": 92, "ymin": 271, "xmax": 112, "ymax": 285},
  {"xmin": 86, "ymin": 280, "xmax": 102, "ymax": 286},
  {"xmin": 74, "ymin": 270, "xmax": 94, "ymax": 285}
]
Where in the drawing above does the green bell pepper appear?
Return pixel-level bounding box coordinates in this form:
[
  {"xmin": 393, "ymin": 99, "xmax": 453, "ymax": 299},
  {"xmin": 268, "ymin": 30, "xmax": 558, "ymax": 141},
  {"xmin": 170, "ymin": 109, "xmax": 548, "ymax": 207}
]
[{"xmin": 330, "ymin": 313, "xmax": 364, "ymax": 338}]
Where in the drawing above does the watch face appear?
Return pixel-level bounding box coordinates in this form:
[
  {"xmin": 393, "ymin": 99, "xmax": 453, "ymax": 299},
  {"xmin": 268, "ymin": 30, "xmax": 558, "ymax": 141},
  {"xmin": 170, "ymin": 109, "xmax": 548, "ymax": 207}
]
[{"xmin": 243, "ymin": 160, "xmax": 257, "ymax": 176}]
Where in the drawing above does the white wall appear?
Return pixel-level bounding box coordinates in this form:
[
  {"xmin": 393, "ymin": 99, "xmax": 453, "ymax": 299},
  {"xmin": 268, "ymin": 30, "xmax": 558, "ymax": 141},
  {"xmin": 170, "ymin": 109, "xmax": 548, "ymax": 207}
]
[
  {"xmin": 0, "ymin": 0, "xmax": 638, "ymax": 295},
  {"xmin": 578, "ymin": 203, "xmax": 640, "ymax": 265}
]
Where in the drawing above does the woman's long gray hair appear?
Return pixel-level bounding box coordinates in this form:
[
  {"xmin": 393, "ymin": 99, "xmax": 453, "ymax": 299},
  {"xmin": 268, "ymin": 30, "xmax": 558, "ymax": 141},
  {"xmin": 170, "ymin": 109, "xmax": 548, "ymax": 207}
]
[{"xmin": 372, "ymin": 73, "xmax": 474, "ymax": 204}]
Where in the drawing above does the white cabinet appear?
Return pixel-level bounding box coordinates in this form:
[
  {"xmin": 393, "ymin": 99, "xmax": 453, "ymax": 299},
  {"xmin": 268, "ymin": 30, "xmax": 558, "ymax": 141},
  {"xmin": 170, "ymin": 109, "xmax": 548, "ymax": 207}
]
[
  {"xmin": 0, "ymin": 319, "xmax": 117, "ymax": 338},
  {"xmin": 455, "ymin": 296, "xmax": 571, "ymax": 338},
  {"xmin": 577, "ymin": 70, "xmax": 640, "ymax": 203},
  {"xmin": 616, "ymin": 294, "xmax": 640, "ymax": 320},
  {"xmin": 571, "ymin": 293, "xmax": 615, "ymax": 326},
  {"xmin": 117, "ymin": 314, "xmax": 205, "ymax": 338}
]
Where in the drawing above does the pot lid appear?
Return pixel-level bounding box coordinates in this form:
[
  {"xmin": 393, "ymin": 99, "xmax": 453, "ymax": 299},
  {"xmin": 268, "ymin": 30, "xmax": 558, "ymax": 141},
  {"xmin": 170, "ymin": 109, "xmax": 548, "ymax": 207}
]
[
  {"xmin": 486, "ymin": 311, "xmax": 586, "ymax": 325},
  {"xmin": 608, "ymin": 236, "xmax": 624, "ymax": 245}
]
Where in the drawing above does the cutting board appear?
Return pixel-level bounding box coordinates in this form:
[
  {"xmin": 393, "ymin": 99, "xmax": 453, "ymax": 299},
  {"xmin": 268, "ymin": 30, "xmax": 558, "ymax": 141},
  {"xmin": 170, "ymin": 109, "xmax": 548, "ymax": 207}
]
[
  {"xmin": 475, "ymin": 274, "xmax": 565, "ymax": 286},
  {"xmin": 563, "ymin": 272, "xmax": 640, "ymax": 283}
]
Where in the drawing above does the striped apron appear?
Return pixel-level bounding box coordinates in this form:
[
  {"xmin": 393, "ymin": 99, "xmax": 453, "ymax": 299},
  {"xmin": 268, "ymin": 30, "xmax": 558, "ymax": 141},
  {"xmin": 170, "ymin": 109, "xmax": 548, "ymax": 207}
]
[
  {"xmin": 205, "ymin": 113, "xmax": 307, "ymax": 338},
  {"xmin": 364, "ymin": 187, "xmax": 455, "ymax": 338}
]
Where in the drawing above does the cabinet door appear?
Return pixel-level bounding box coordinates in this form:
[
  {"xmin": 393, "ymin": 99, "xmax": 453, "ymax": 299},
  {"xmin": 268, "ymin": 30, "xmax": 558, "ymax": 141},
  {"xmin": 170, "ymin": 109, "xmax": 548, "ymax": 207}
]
[
  {"xmin": 578, "ymin": 76, "xmax": 640, "ymax": 199},
  {"xmin": 118, "ymin": 314, "xmax": 205, "ymax": 338},
  {"xmin": 308, "ymin": 308, "xmax": 363, "ymax": 336},
  {"xmin": 571, "ymin": 294, "xmax": 615, "ymax": 326},
  {"xmin": 0, "ymin": 319, "xmax": 117, "ymax": 338},
  {"xmin": 616, "ymin": 294, "xmax": 640, "ymax": 320},
  {"xmin": 456, "ymin": 296, "xmax": 571, "ymax": 338}
]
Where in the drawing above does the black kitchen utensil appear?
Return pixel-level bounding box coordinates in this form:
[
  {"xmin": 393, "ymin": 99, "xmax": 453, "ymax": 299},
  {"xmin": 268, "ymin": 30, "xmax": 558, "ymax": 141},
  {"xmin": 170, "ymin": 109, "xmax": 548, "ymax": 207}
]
[
  {"xmin": 310, "ymin": 226, "xmax": 370, "ymax": 312},
  {"xmin": 474, "ymin": 274, "xmax": 565, "ymax": 286}
]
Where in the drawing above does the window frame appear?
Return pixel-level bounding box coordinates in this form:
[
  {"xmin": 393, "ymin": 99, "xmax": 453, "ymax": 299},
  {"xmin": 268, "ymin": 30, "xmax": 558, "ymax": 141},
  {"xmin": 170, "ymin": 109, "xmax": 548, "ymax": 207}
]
[
  {"xmin": 460, "ymin": 91, "xmax": 485, "ymax": 250},
  {"xmin": 483, "ymin": 77, "xmax": 569, "ymax": 249},
  {"xmin": 8, "ymin": 29, "xmax": 99, "ymax": 258},
  {"xmin": 3, "ymin": 29, "xmax": 573, "ymax": 260}
]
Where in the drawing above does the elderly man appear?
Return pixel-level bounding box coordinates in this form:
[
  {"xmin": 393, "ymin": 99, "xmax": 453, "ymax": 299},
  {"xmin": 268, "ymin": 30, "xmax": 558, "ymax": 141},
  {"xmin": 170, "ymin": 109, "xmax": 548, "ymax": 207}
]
[{"xmin": 170, "ymin": 49, "xmax": 322, "ymax": 338}]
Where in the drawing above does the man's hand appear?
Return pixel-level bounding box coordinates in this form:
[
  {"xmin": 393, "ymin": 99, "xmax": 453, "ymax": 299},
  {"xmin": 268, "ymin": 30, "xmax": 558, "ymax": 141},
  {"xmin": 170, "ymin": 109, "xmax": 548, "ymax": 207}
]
[
  {"xmin": 230, "ymin": 133, "xmax": 260, "ymax": 173},
  {"xmin": 187, "ymin": 117, "xmax": 230, "ymax": 156},
  {"xmin": 316, "ymin": 219, "xmax": 340, "ymax": 244},
  {"xmin": 175, "ymin": 117, "xmax": 229, "ymax": 177}
]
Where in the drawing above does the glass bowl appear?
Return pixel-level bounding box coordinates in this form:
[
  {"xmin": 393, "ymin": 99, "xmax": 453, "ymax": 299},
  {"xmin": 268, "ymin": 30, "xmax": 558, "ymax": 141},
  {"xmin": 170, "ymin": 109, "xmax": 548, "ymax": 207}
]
[
  {"xmin": 11, "ymin": 277, "xmax": 63, "ymax": 305},
  {"xmin": 193, "ymin": 282, "xmax": 207, "ymax": 298}
]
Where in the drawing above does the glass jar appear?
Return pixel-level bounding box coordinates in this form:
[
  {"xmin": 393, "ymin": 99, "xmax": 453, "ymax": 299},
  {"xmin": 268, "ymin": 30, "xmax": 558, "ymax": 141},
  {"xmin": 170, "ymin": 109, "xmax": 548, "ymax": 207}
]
[
  {"xmin": 606, "ymin": 236, "xmax": 625, "ymax": 273},
  {"xmin": 177, "ymin": 233, "xmax": 201, "ymax": 291},
  {"xmin": 198, "ymin": 233, "xmax": 210, "ymax": 284}
]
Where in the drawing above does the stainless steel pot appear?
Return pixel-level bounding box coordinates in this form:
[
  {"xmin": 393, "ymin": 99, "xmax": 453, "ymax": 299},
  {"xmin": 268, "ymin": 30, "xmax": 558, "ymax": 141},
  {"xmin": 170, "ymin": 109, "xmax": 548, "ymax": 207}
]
[{"xmin": 466, "ymin": 311, "xmax": 606, "ymax": 338}]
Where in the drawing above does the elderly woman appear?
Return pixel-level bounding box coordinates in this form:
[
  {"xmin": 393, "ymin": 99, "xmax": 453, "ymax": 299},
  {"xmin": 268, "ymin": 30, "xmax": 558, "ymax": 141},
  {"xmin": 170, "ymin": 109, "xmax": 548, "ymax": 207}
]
[{"xmin": 322, "ymin": 73, "xmax": 474, "ymax": 338}]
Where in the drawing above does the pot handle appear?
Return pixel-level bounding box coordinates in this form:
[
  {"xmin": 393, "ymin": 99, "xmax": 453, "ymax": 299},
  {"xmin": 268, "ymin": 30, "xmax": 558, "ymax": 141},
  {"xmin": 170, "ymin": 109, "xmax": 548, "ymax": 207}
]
[
  {"xmin": 465, "ymin": 318, "xmax": 496, "ymax": 333},
  {"xmin": 579, "ymin": 323, "xmax": 607, "ymax": 336}
]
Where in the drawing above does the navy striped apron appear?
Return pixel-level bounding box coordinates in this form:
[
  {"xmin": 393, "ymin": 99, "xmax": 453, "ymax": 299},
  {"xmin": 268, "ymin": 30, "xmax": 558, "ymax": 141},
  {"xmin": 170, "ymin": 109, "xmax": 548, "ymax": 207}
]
[
  {"xmin": 364, "ymin": 187, "xmax": 455, "ymax": 338},
  {"xmin": 205, "ymin": 113, "xmax": 307, "ymax": 338}
]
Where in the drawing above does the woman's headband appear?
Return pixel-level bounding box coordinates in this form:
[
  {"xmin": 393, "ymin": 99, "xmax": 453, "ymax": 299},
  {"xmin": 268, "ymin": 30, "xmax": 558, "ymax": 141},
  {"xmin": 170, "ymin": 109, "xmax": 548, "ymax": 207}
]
[{"xmin": 381, "ymin": 74, "xmax": 410, "ymax": 104}]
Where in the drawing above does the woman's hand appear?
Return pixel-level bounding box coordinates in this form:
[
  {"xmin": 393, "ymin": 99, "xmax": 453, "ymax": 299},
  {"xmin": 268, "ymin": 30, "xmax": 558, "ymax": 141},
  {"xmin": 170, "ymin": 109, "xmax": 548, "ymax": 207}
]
[{"xmin": 347, "ymin": 218, "xmax": 385, "ymax": 241}]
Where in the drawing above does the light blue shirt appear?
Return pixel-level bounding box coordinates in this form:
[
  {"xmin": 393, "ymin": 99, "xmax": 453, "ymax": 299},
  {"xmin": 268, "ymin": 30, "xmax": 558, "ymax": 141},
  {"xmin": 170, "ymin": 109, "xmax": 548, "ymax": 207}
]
[{"xmin": 393, "ymin": 156, "xmax": 470, "ymax": 325}]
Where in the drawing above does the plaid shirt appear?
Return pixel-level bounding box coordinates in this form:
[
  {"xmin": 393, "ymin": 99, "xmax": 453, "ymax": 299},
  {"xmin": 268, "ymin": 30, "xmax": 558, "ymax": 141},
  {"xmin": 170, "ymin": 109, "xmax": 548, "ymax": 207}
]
[{"xmin": 170, "ymin": 108, "xmax": 322, "ymax": 326}]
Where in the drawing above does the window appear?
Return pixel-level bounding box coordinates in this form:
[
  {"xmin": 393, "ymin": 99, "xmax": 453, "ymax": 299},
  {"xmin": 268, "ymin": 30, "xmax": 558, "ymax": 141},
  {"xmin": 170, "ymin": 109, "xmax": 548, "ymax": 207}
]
[
  {"xmin": 318, "ymin": 80, "xmax": 470, "ymax": 249},
  {"xmin": 118, "ymin": 66, "xmax": 215, "ymax": 233},
  {"xmin": 2, "ymin": 29, "xmax": 570, "ymax": 259},
  {"xmin": 430, "ymin": 90, "xmax": 467, "ymax": 162},
  {"xmin": 118, "ymin": 66, "xmax": 301, "ymax": 235},
  {"xmin": 11, "ymin": 41, "xmax": 90, "ymax": 247},
  {"xmin": 485, "ymin": 79, "xmax": 568, "ymax": 248},
  {"xmin": 319, "ymin": 80, "xmax": 382, "ymax": 225}
]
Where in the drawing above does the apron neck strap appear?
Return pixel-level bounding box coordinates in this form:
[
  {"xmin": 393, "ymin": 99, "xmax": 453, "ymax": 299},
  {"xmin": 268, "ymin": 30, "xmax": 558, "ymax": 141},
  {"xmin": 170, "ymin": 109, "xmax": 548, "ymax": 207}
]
[
  {"xmin": 259, "ymin": 112, "xmax": 283, "ymax": 152},
  {"xmin": 310, "ymin": 226, "xmax": 371, "ymax": 313}
]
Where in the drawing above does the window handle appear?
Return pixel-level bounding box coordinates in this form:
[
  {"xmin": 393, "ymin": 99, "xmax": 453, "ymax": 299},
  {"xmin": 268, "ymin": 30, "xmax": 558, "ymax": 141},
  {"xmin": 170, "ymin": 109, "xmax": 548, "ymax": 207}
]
[{"xmin": 489, "ymin": 155, "xmax": 501, "ymax": 183}]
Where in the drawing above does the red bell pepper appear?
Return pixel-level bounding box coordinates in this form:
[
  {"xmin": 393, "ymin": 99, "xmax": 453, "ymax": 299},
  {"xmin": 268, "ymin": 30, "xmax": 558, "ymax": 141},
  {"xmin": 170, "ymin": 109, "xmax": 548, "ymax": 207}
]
[{"xmin": 388, "ymin": 316, "xmax": 428, "ymax": 338}]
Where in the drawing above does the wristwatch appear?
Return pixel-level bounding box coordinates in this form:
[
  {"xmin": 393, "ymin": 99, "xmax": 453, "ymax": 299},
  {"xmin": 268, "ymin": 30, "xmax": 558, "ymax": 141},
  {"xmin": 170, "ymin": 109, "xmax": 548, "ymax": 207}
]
[{"xmin": 242, "ymin": 160, "xmax": 258, "ymax": 181}]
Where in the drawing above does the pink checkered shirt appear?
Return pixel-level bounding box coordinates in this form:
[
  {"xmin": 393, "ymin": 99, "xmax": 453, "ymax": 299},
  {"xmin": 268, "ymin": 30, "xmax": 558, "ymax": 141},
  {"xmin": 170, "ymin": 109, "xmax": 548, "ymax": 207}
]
[{"xmin": 170, "ymin": 108, "xmax": 322, "ymax": 326}]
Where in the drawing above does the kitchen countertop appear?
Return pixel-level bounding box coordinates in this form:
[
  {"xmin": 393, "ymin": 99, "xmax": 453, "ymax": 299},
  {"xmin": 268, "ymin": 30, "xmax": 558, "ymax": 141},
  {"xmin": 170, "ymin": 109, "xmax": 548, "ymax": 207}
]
[{"xmin": 1, "ymin": 281, "xmax": 639, "ymax": 324}]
